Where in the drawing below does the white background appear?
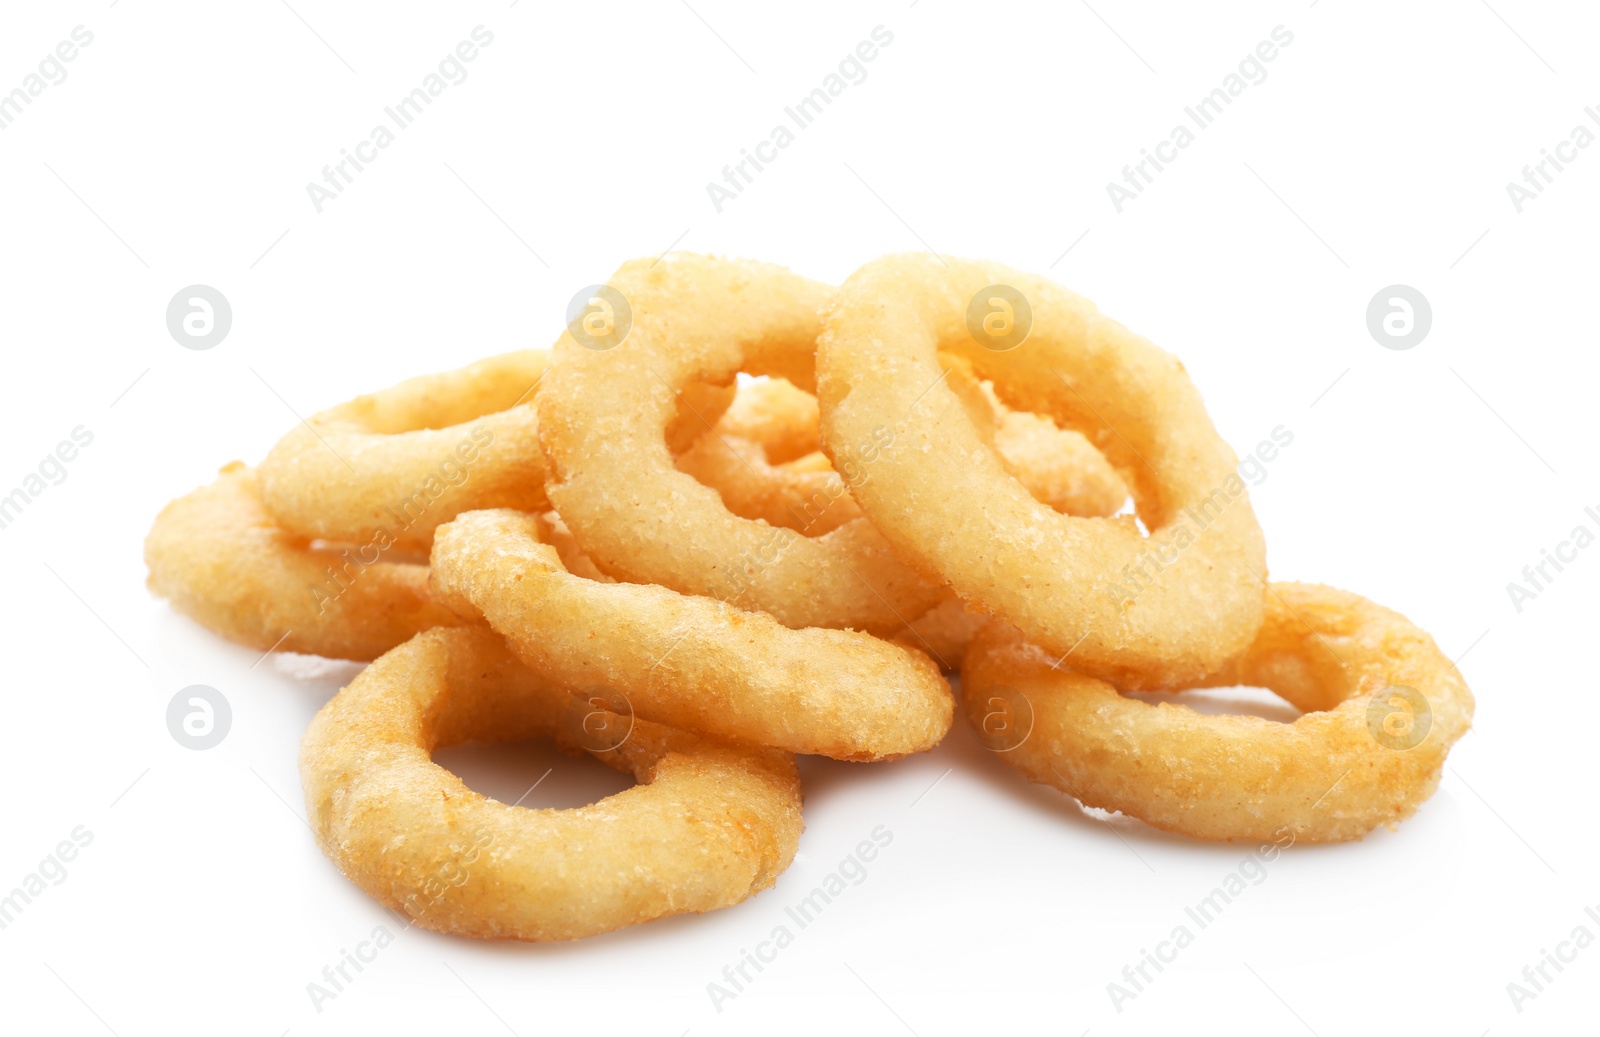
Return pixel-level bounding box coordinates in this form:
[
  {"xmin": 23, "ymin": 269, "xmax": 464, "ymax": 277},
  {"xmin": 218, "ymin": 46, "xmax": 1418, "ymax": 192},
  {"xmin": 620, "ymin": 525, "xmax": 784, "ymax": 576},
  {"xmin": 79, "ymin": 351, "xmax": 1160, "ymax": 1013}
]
[{"xmin": 0, "ymin": 1, "xmax": 1594, "ymax": 1034}]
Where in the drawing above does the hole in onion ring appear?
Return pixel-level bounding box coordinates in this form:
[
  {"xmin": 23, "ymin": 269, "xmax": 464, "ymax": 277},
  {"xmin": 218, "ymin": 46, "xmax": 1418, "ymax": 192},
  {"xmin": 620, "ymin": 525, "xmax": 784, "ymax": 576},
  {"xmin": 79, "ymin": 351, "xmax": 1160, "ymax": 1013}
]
[
  {"xmin": 677, "ymin": 369, "xmax": 1133, "ymax": 546},
  {"xmin": 431, "ymin": 738, "xmax": 633, "ymax": 811},
  {"xmin": 674, "ymin": 375, "xmax": 864, "ymax": 539},
  {"xmin": 940, "ymin": 356, "xmax": 1132, "ymax": 520}
]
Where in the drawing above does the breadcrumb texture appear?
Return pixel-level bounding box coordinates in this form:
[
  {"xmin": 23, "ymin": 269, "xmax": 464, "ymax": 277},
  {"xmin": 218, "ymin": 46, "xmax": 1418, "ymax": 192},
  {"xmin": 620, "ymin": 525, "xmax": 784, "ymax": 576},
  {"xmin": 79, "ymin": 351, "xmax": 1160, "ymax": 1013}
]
[
  {"xmin": 144, "ymin": 463, "xmax": 463, "ymax": 660},
  {"xmin": 258, "ymin": 350, "xmax": 731, "ymax": 553},
  {"xmin": 258, "ymin": 350, "xmax": 555, "ymax": 553},
  {"xmin": 430, "ymin": 509, "xmax": 953, "ymax": 761},
  {"xmin": 962, "ymin": 583, "xmax": 1475, "ymax": 842},
  {"xmin": 680, "ymin": 372, "xmax": 1128, "ymax": 539},
  {"xmin": 537, "ymin": 254, "xmax": 945, "ymax": 634},
  {"xmin": 818, "ymin": 254, "xmax": 1267, "ymax": 688},
  {"xmin": 300, "ymin": 627, "xmax": 803, "ymax": 940}
]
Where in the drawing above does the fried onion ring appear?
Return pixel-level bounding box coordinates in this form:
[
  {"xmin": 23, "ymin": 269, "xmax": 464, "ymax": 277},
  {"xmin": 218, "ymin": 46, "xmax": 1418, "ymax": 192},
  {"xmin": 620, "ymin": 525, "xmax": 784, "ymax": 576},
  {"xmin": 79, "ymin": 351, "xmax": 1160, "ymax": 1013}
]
[
  {"xmin": 713, "ymin": 376, "xmax": 821, "ymax": 465},
  {"xmin": 675, "ymin": 432, "xmax": 863, "ymax": 536},
  {"xmin": 144, "ymin": 463, "xmax": 464, "ymax": 660},
  {"xmin": 259, "ymin": 350, "xmax": 731, "ymax": 553},
  {"xmin": 678, "ymin": 370, "xmax": 1127, "ymax": 537},
  {"xmin": 538, "ymin": 255, "xmax": 945, "ymax": 633},
  {"xmin": 818, "ymin": 254, "xmax": 1266, "ymax": 687},
  {"xmin": 299, "ymin": 626, "xmax": 803, "ymax": 940},
  {"xmin": 535, "ymin": 510, "xmax": 613, "ymax": 583},
  {"xmin": 994, "ymin": 407, "xmax": 1129, "ymax": 518},
  {"xmin": 893, "ymin": 594, "xmax": 990, "ymax": 670},
  {"xmin": 430, "ymin": 509, "xmax": 952, "ymax": 760},
  {"xmin": 942, "ymin": 353, "xmax": 1129, "ymax": 520},
  {"xmin": 962, "ymin": 583, "xmax": 1474, "ymax": 842},
  {"xmin": 672, "ymin": 369, "xmax": 1127, "ymax": 667}
]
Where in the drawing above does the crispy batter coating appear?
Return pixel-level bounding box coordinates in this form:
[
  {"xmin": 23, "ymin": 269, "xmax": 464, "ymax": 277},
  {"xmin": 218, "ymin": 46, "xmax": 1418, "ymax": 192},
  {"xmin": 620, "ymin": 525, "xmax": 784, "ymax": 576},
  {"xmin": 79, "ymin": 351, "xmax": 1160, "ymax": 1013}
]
[
  {"xmin": 893, "ymin": 593, "xmax": 990, "ymax": 670},
  {"xmin": 943, "ymin": 354, "xmax": 1131, "ymax": 520},
  {"xmin": 994, "ymin": 408, "xmax": 1129, "ymax": 517},
  {"xmin": 259, "ymin": 350, "xmax": 731, "ymax": 553},
  {"xmin": 781, "ymin": 451, "xmax": 835, "ymax": 473},
  {"xmin": 258, "ymin": 351, "xmax": 553, "ymax": 553},
  {"xmin": 144, "ymin": 463, "xmax": 464, "ymax": 660},
  {"xmin": 537, "ymin": 254, "xmax": 946, "ymax": 634},
  {"xmin": 535, "ymin": 510, "xmax": 613, "ymax": 583},
  {"xmin": 430, "ymin": 510, "xmax": 953, "ymax": 761},
  {"xmin": 300, "ymin": 627, "xmax": 804, "ymax": 940},
  {"xmin": 818, "ymin": 254, "xmax": 1267, "ymax": 688},
  {"xmin": 676, "ymin": 370, "xmax": 1129, "ymax": 666},
  {"xmin": 676, "ymin": 432, "xmax": 863, "ymax": 535},
  {"xmin": 962, "ymin": 584, "xmax": 1475, "ymax": 842},
  {"xmin": 714, "ymin": 377, "xmax": 821, "ymax": 465},
  {"xmin": 680, "ymin": 371, "xmax": 1128, "ymax": 538}
]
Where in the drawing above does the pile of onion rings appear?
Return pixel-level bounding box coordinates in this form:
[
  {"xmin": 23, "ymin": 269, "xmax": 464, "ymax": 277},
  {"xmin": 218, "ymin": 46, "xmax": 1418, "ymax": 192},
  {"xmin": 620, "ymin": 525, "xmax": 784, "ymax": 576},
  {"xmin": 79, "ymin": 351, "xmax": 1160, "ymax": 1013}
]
[{"xmin": 145, "ymin": 251, "xmax": 1474, "ymax": 941}]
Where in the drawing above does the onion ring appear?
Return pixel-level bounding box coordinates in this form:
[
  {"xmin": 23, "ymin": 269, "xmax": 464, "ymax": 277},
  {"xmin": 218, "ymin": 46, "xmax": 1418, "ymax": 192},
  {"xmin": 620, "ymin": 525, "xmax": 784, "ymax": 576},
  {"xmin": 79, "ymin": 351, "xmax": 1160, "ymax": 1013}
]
[
  {"xmin": 679, "ymin": 370, "xmax": 1127, "ymax": 537},
  {"xmin": 781, "ymin": 451, "xmax": 836, "ymax": 473},
  {"xmin": 673, "ymin": 369, "xmax": 1127, "ymax": 666},
  {"xmin": 429, "ymin": 509, "xmax": 952, "ymax": 760},
  {"xmin": 259, "ymin": 350, "xmax": 731, "ymax": 553},
  {"xmin": 817, "ymin": 254, "xmax": 1267, "ymax": 687},
  {"xmin": 713, "ymin": 376, "xmax": 821, "ymax": 465},
  {"xmin": 537, "ymin": 254, "xmax": 946, "ymax": 634},
  {"xmin": 942, "ymin": 353, "xmax": 1129, "ymax": 519},
  {"xmin": 993, "ymin": 406, "xmax": 1129, "ymax": 518},
  {"xmin": 893, "ymin": 594, "xmax": 990, "ymax": 669},
  {"xmin": 535, "ymin": 510, "xmax": 613, "ymax": 583},
  {"xmin": 144, "ymin": 463, "xmax": 464, "ymax": 660},
  {"xmin": 675, "ymin": 432, "xmax": 863, "ymax": 536},
  {"xmin": 299, "ymin": 626, "xmax": 803, "ymax": 940},
  {"xmin": 961, "ymin": 583, "xmax": 1474, "ymax": 842}
]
